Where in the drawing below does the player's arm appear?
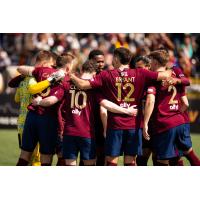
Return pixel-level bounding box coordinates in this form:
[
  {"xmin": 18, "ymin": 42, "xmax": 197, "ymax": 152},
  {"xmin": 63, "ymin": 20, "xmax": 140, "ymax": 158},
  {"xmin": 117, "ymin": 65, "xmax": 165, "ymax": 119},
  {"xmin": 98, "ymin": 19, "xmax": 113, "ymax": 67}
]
[
  {"xmin": 8, "ymin": 75, "xmax": 25, "ymax": 88},
  {"xmin": 143, "ymin": 93, "xmax": 155, "ymax": 141},
  {"xmin": 100, "ymin": 99, "xmax": 137, "ymax": 116},
  {"xmin": 157, "ymin": 70, "xmax": 172, "ymax": 81},
  {"xmin": 32, "ymin": 96, "xmax": 59, "ymax": 107},
  {"xmin": 28, "ymin": 71, "xmax": 65, "ymax": 95},
  {"xmin": 100, "ymin": 106, "xmax": 107, "ymax": 138},
  {"xmin": 70, "ymin": 73, "xmax": 92, "ymax": 89},
  {"xmin": 17, "ymin": 66, "xmax": 34, "ymax": 76},
  {"xmin": 180, "ymin": 95, "xmax": 189, "ymax": 113}
]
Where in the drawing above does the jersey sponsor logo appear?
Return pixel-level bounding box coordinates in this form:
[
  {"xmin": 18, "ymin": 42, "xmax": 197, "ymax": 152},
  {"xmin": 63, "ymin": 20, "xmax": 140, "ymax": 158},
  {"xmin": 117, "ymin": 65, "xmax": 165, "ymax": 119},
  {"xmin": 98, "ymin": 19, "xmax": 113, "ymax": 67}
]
[
  {"xmin": 169, "ymin": 104, "xmax": 179, "ymax": 110},
  {"xmin": 72, "ymin": 108, "xmax": 81, "ymax": 116},
  {"xmin": 120, "ymin": 102, "xmax": 132, "ymax": 108}
]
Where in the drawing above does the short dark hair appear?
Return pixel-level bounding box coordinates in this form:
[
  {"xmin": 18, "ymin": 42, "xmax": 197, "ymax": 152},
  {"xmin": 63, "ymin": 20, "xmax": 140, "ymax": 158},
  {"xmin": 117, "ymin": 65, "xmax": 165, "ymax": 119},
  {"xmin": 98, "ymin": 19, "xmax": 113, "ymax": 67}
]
[
  {"xmin": 81, "ymin": 60, "xmax": 97, "ymax": 73},
  {"xmin": 135, "ymin": 56, "xmax": 151, "ymax": 65},
  {"xmin": 56, "ymin": 52, "xmax": 75, "ymax": 68},
  {"xmin": 35, "ymin": 50, "xmax": 55, "ymax": 63},
  {"xmin": 148, "ymin": 50, "xmax": 169, "ymax": 66},
  {"xmin": 88, "ymin": 50, "xmax": 104, "ymax": 60},
  {"xmin": 113, "ymin": 47, "xmax": 132, "ymax": 65}
]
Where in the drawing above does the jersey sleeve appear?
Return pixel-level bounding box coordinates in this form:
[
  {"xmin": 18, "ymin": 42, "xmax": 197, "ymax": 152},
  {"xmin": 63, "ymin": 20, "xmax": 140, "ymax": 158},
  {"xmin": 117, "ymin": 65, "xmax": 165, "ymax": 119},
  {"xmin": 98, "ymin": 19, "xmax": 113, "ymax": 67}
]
[
  {"xmin": 32, "ymin": 68, "xmax": 40, "ymax": 78},
  {"xmin": 50, "ymin": 84, "xmax": 65, "ymax": 101},
  {"xmin": 143, "ymin": 69, "xmax": 158, "ymax": 85},
  {"xmin": 89, "ymin": 71, "xmax": 107, "ymax": 89},
  {"xmin": 95, "ymin": 92, "xmax": 106, "ymax": 104},
  {"xmin": 147, "ymin": 86, "xmax": 156, "ymax": 96},
  {"xmin": 179, "ymin": 86, "xmax": 186, "ymax": 97},
  {"xmin": 173, "ymin": 67, "xmax": 190, "ymax": 86}
]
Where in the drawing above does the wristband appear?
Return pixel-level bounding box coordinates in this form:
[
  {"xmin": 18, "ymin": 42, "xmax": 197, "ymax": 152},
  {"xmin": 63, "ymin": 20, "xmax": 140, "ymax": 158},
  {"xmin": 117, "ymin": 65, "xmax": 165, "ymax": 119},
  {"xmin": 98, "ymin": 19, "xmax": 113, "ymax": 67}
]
[{"xmin": 36, "ymin": 99, "xmax": 42, "ymax": 106}]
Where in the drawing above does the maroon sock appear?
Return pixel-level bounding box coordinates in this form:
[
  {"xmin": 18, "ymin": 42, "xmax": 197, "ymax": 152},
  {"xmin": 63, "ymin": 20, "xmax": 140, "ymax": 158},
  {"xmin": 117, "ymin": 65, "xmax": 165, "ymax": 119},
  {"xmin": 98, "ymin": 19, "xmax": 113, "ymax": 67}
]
[
  {"xmin": 41, "ymin": 163, "xmax": 51, "ymax": 166},
  {"xmin": 136, "ymin": 156, "xmax": 148, "ymax": 166},
  {"xmin": 96, "ymin": 155, "xmax": 105, "ymax": 166},
  {"xmin": 124, "ymin": 162, "xmax": 136, "ymax": 166},
  {"xmin": 16, "ymin": 158, "xmax": 29, "ymax": 166},
  {"xmin": 106, "ymin": 161, "xmax": 117, "ymax": 166},
  {"xmin": 185, "ymin": 150, "xmax": 200, "ymax": 166},
  {"xmin": 169, "ymin": 157, "xmax": 184, "ymax": 166},
  {"xmin": 56, "ymin": 158, "xmax": 65, "ymax": 166},
  {"xmin": 154, "ymin": 161, "xmax": 168, "ymax": 166}
]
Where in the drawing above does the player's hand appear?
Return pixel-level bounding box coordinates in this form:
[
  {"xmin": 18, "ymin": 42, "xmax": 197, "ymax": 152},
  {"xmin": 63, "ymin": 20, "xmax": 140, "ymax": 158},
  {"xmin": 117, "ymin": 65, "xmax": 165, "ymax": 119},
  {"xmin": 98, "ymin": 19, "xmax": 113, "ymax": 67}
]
[
  {"xmin": 47, "ymin": 70, "xmax": 65, "ymax": 84},
  {"xmin": 32, "ymin": 96, "xmax": 42, "ymax": 106},
  {"xmin": 164, "ymin": 77, "xmax": 180, "ymax": 87},
  {"xmin": 127, "ymin": 105, "xmax": 138, "ymax": 116},
  {"xmin": 143, "ymin": 124, "xmax": 150, "ymax": 140}
]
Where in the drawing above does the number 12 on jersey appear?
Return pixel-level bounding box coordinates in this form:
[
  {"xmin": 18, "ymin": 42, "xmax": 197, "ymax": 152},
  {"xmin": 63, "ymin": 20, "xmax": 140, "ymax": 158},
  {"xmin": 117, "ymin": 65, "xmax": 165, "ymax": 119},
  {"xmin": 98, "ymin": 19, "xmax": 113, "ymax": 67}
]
[{"xmin": 115, "ymin": 83, "xmax": 135, "ymax": 102}]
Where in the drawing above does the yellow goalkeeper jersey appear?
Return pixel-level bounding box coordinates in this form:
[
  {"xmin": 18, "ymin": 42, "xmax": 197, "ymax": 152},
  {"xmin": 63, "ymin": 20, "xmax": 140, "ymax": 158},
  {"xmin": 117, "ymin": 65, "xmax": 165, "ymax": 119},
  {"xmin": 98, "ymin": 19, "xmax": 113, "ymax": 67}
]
[{"xmin": 15, "ymin": 77, "xmax": 37, "ymax": 135}]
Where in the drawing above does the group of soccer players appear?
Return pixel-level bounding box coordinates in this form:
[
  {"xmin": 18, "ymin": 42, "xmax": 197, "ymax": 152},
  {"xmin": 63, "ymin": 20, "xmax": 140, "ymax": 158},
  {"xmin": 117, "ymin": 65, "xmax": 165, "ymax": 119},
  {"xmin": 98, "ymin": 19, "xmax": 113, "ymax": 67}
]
[{"xmin": 9, "ymin": 46, "xmax": 200, "ymax": 166}]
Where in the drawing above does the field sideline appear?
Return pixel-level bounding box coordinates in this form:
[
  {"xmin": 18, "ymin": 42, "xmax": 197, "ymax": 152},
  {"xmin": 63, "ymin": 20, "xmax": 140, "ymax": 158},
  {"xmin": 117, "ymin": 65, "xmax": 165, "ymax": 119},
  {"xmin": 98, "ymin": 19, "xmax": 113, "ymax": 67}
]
[{"xmin": 0, "ymin": 129, "xmax": 200, "ymax": 166}]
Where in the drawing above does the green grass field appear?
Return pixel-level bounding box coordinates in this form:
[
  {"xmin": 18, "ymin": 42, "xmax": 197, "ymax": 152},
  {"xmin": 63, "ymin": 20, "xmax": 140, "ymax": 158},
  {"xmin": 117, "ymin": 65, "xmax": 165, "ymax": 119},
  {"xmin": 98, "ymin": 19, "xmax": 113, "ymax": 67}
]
[{"xmin": 0, "ymin": 129, "xmax": 200, "ymax": 166}]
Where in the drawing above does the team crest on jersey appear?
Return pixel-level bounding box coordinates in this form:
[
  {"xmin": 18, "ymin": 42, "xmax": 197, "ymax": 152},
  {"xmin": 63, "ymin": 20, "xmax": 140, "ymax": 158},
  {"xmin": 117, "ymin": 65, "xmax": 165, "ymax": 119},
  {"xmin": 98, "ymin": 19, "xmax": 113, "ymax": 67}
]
[{"xmin": 120, "ymin": 71, "xmax": 128, "ymax": 77}]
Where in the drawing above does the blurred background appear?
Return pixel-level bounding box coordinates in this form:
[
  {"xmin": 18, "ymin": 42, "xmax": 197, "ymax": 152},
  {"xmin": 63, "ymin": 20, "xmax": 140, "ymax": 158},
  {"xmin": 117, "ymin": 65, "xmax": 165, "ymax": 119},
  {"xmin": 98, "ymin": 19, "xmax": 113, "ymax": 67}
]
[{"xmin": 0, "ymin": 33, "xmax": 200, "ymax": 165}]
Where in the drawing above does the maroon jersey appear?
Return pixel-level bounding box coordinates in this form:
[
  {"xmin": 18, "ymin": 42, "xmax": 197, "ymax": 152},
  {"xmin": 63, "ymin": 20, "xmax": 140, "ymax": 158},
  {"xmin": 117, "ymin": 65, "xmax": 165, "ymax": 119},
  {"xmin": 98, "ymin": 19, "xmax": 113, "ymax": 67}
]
[
  {"xmin": 147, "ymin": 71, "xmax": 185, "ymax": 134},
  {"xmin": 173, "ymin": 66, "xmax": 190, "ymax": 86},
  {"xmin": 28, "ymin": 67, "xmax": 64, "ymax": 116},
  {"xmin": 89, "ymin": 68, "xmax": 158, "ymax": 129},
  {"xmin": 60, "ymin": 79, "xmax": 103, "ymax": 139}
]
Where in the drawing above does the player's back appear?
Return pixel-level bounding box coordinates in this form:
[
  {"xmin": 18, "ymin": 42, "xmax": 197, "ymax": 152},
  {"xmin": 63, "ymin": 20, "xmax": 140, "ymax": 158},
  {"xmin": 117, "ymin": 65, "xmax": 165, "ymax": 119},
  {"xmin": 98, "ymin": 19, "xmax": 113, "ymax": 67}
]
[
  {"xmin": 91, "ymin": 68, "xmax": 158, "ymax": 129},
  {"xmin": 63, "ymin": 80, "xmax": 97, "ymax": 139},
  {"xmin": 150, "ymin": 71, "xmax": 185, "ymax": 133}
]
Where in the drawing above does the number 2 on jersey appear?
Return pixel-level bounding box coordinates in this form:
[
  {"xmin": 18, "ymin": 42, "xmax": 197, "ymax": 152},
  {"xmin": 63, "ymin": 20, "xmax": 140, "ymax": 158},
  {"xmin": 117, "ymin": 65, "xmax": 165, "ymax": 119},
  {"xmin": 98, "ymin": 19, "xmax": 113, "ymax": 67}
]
[
  {"xmin": 69, "ymin": 90, "xmax": 87, "ymax": 109},
  {"xmin": 168, "ymin": 85, "xmax": 178, "ymax": 104},
  {"xmin": 115, "ymin": 83, "xmax": 135, "ymax": 102}
]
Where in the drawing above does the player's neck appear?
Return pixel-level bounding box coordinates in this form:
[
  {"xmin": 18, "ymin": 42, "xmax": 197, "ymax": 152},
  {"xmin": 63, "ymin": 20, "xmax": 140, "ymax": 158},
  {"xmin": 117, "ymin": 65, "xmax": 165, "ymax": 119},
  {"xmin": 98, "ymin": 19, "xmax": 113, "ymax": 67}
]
[
  {"xmin": 119, "ymin": 64, "xmax": 129, "ymax": 71},
  {"xmin": 81, "ymin": 72, "xmax": 93, "ymax": 79},
  {"xmin": 156, "ymin": 66, "xmax": 166, "ymax": 72}
]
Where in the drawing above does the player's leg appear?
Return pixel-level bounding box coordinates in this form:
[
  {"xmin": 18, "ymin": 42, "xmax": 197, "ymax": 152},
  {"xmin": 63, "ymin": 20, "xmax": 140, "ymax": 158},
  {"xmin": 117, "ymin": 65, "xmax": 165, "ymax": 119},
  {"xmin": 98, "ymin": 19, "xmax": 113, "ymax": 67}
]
[
  {"xmin": 17, "ymin": 150, "xmax": 33, "ymax": 166},
  {"xmin": 17, "ymin": 111, "xmax": 38, "ymax": 166},
  {"xmin": 38, "ymin": 114, "xmax": 58, "ymax": 166},
  {"xmin": 177, "ymin": 123, "xmax": 200, "ymax": 166},
  {"xmin": 63, "ymin": 135, "xmax": 78, "ymax": 166},
  {"xmin": 96, "ymin": 133, "xmax": 105, "ymax": 166},
  {"xmin": 31, "ymin": 143, "xmax": 41, "ymax": 166},
  {"xmin": 56, "ymin": 135, "xmax": 65, "ymax": 166},
  {"xmin": 105, "ymin": 129, "xmax": 123, "ymax": 166},
  {"xmin": 169, "ymin": 156, "xmax": 184, "ymax": 166},
  {"xmin": 169, "ymin": 147, "xmax": 184, "ymax": 166},
  {"xmin": 80, "ymin": 137, "xmax": 96, "ymax": 166},
  {"xmin": 124, "ymin": 129, "xmax": 142, "ymax": 166},
  {"xmin": 40, "ymin": 154, "xmax": 53, "ymax": 166},
  {"xmin": 136, "ymin": 148, "xmax": 152, "ymax": 166}
]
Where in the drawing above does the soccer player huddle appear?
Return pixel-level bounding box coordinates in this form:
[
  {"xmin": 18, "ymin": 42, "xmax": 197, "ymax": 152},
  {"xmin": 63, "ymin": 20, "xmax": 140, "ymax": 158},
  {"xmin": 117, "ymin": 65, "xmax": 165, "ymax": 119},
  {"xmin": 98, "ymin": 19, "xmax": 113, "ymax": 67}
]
[{"xmin": 10, "ymin": 47, "xmax": 200, "ymax": 166}]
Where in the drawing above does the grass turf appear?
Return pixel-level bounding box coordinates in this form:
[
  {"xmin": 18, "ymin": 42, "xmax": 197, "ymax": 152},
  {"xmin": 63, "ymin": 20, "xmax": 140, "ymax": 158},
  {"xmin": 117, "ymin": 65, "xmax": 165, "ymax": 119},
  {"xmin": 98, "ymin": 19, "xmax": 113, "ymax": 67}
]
[{"xmin": 0, "ymin": 129, "xmax": 200, "ymax": 166}]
